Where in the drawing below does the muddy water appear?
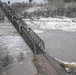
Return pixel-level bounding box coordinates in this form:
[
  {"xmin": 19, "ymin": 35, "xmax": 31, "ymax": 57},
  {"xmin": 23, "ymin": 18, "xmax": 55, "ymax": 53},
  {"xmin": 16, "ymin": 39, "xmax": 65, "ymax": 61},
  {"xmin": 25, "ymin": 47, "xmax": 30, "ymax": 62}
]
[
  {"xmin": 0, "ymin": 18, "xmax": 76, "ymax": 75},
  {"xmin": 39, "ymin": 30, "xmax": 76, "ymax": 63},
  {"xmin": 24, "ymin": 19, "xmax": 76, "ymax": 63},
  {"xmin": 0, "ymin": 20, "xmax": 37, "ymax": 75}
]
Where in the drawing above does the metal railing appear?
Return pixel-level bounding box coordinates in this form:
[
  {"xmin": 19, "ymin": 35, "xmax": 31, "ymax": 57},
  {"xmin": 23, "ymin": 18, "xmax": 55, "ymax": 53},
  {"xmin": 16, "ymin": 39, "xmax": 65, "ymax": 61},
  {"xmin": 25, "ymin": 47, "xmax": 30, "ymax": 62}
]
[{"xmin": 0, "ymin": 1, "xmax": 45, "ymax": 54}]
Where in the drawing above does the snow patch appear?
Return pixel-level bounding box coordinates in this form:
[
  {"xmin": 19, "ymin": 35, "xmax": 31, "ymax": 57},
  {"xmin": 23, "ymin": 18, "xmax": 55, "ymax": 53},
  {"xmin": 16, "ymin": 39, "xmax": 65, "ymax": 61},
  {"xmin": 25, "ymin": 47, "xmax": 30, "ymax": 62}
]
[{"xmin": 24, "ymin": 6, "xmax": 47, "ymax": 13}]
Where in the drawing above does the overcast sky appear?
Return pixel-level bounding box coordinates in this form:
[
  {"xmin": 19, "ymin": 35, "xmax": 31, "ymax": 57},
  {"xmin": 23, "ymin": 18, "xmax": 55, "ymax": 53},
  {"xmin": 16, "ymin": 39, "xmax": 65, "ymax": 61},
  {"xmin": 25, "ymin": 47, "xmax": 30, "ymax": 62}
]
[
  {"xmin": 2, "ymin": 0, "xmax": 29, "ymax": 3},
  {"xmin": 1, "ymin": 0, "xmax": 44, "ymax": 3}
]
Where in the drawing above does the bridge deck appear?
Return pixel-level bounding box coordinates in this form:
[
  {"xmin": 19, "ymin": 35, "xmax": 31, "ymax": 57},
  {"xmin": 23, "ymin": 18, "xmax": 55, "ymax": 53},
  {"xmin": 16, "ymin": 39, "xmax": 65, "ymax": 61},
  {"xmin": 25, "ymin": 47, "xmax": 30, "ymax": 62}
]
[{"xmin": 34, "ymin": 54, "xmax": 69, "ymax": 75}]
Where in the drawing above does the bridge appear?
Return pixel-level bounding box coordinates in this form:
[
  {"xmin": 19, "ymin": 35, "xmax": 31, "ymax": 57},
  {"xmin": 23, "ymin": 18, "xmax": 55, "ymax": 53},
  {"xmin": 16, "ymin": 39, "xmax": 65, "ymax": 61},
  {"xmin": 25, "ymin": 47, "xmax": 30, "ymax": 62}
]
[{"xmin": 0, "ymin": 1, "xmax": 73, "ymax": 75}]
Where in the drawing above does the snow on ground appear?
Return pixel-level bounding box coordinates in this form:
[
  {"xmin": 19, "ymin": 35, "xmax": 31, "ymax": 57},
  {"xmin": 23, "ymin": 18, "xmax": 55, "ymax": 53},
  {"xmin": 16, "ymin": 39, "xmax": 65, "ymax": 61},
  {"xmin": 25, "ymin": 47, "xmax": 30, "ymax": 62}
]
[{"xmin": 24, "ymin": 7, "xmax": 47, "ymax": 13}]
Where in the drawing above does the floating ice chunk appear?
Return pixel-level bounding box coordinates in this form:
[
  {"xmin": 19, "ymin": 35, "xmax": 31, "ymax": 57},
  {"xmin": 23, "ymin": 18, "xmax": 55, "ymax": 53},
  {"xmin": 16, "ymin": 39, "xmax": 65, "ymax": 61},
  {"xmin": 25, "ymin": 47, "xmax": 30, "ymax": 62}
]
[{"xmin": 20, "ymin": 62, "xmax": 23, "ymax": 64}]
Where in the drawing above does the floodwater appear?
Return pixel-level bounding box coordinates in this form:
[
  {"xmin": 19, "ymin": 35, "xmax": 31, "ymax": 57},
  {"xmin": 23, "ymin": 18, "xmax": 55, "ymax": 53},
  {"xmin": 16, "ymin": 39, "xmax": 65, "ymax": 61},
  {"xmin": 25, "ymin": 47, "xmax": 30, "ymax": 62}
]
[
  {"xmin": 0, "ymin": 19, "xmax": 37, "ymax": 75},
  {"xmin": 0, "ymin": 18, "xmax": 76, "ymax": 75},
  {"xmin": 39, "ymin": 30, "xmax": 76, "ymax": 63},
  {"xmin": 24, "ymin": 19, "xmax": 76, "ymax": 63}
]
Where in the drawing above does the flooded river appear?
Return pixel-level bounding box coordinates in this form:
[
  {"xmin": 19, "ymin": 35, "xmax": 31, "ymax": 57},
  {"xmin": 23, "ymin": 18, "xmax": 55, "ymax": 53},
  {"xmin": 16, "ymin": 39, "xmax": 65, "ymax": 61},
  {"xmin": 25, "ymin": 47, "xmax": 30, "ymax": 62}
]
[
  {"xmin": 39, "ymin": 30, "xmax": 76, "ymax": 63},
  {"xmin": 0, "ymin": 17, "xmax": 76, "ymax": 75},
  {"xmin": 0, "ymin": 19, "xmax": 37, "ymax": 75},
  {"xmin": 24, "ymin": 19, "xmax": 76, "ymax": 63}
]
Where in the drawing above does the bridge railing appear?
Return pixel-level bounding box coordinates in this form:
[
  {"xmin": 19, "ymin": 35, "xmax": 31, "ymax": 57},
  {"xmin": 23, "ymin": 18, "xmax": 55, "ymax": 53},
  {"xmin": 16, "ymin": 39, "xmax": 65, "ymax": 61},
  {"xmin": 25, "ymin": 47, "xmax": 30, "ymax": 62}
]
[{"xmin": 0, "ymin": 1, "xmax": 45, "ymax": 54}]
